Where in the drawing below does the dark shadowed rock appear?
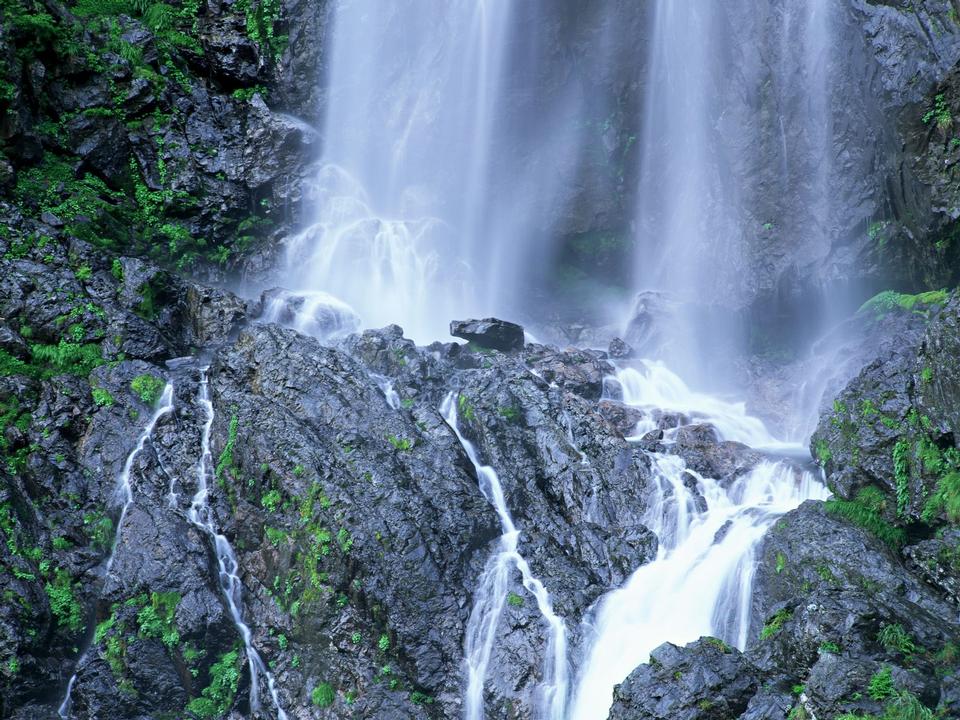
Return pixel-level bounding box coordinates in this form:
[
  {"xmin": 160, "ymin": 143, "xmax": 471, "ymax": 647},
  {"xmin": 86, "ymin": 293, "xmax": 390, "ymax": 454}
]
[{"xmin": 450, "ymin": 317, "xmax": 525, "ymax": 352}]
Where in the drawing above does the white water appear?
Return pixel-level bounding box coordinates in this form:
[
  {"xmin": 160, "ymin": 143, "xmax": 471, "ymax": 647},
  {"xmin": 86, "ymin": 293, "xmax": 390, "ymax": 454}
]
[
  {"xmin": 56, "ymin": 673, "xmax": 76, "ymax": 718},
  {"xmin": 440, "ymin": 393, "xmax": 568, "ymax": 720},
  {"xmin": 569, "ymin": 366, "xmax": 828, "ymax": 720},
  {"xmin": 188, "ymin": 369, "xmax": 288, "ymax": 720},
  {"xmin": 613, "ymin": 360, "xmax": 793, "ymax": 450},
  {"xmin": 104, "ymin": 384, "xmax": 175, "ymax": 574},
  {"xmin": 280, "ymin": 0, "xmax": 628, "ymax": 341},
  {"xmin": 258, "ymin": 287, "xmax": 361, "ymax": 342},
  {"xmin": 59, "ymin": 383, "xmax": 175, "ymax": 717}
]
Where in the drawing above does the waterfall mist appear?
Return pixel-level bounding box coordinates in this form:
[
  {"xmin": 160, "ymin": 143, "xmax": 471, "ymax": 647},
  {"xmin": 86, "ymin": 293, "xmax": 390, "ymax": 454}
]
[{"xmin": 278, "ymin": 0, "xmax": 648, "ymax": 341}]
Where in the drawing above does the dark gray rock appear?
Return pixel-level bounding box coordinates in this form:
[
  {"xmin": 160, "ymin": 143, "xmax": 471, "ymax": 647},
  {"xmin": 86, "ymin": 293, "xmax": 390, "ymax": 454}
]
[
  {"xmin": 609, "ymin": 638, "xmax": 760, "ymax": 720},
  {"xmin": 451, "ymin": 317, "xmax": 526, "ymax": 352}
]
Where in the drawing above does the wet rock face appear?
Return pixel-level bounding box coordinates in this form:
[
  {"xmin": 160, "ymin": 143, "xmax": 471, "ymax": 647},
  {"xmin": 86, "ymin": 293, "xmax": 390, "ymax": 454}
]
[
  {"xmin": 609, "ymin": 638, "xmax": 760, "ymax": 720},
  {"xmin": 811, "ymin": 296, "xmax": 960, "ymax": 523}
]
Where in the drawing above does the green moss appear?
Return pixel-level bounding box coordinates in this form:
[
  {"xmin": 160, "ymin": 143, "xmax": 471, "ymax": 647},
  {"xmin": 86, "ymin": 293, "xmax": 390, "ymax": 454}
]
[
  {"xmin": 859, "ymin": 290, "xmax": 949, "ymax": 317},
  {"xmin": 507, "ymin": 591, "xmax": 524, "ymax": 607}
]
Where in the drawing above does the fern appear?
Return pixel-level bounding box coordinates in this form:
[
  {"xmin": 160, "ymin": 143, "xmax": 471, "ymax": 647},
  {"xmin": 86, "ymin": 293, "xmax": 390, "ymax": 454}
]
[{"xmin": 825, "ymin": 489, "xmax": 906, "ymax": 549}]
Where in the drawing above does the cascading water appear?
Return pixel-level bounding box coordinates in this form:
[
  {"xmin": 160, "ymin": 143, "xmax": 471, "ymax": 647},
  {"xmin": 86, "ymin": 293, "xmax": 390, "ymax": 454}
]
[
  {"xmin": 104, "ymin": 383, "xmax": 175, "ymax": 574},
  {"xmin": 188, "ymin": 369, "xmax": 287, "ymax": 720},
  {"xmin": 278, "ymin": 1, "xmax": 631, "ymax": 341},
  {"xmin": 440, "ymin": 393, "xmax": 568, "ymax": 720},
  {"xmin": 59, "ymin": 384, "xmax": 175, "ymax": 718},
  {"xmin": 569, "ymin": 364, "xmax": 828, "ymax": 720},
  {"xmin": 629, "ymin": 0, "xmax": 840, "ymax": 381}
]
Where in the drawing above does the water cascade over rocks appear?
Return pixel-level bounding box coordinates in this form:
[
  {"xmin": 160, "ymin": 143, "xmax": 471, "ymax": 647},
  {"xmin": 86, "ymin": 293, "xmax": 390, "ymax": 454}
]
[
  {"xmin": 105, "ymin": 383, "xmax": 175, "ymax": 574},
  {"xmin": 441, "ymin": 392, "xmax": 569, "ymax": 720},
  {"xmin": 188, "ymin": 369, "xmax": 288, "ymax": 720},
  {"xmin": 59, "ymin": 384, "xmax": 176, "ymax": 719},
  {"xmin": 570, "ymin": 367, "xmax": 828, "ymax": 720}
]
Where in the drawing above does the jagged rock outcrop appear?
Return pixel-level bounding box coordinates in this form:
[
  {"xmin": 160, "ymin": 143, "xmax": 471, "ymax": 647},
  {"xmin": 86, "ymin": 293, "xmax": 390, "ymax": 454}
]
[{"xmin": 609, "ymin": 638, "xmax": 760, "ymax": 720}]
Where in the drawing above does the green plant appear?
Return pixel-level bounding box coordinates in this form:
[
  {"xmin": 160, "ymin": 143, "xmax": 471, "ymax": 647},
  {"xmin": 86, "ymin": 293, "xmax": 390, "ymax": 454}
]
[
  {"xmin": 814, "ymin": 438, "xmax": 832, "ymax": 465},
  {"xmin": 130, "ymin": 373, "xmax": 165, "ymax": 404},
  {"xmin": 387, "ymin": 435, "xmax": 412, "ymax": 451},
  {"xmin": 883, "ymin": 690, "xmax": 935, "ymax": 720},
  {"xmin": 893, "ymin": 439, "xmax": 911, "ymax": 517},
  {"xmin": 44, "ymin": 568, "xmax": 84, "ymax": 634},
  {"xmin": 868, "ymin": 665, "xmax": 895, "ymax": 701},
  {"xmin": 186, "ymin": 648, "xmax": 241, "ymax": 718},
  {"xmin": 498, "ymin": 406, "xmax": 520, "ymax": 422},
  {"xmin": 311, "ymin": 682, "xmax": 335, "ymax": 708},
  {"xmin": 775, "ymin": 552, "xmax": 786, "ymax": 574},
  {"xmin": 819, "ymin": 641, "xmax": 840, "ymax": 654},
  {"xmin": 457, "ymin": 395, "xmax": 476, "ymax": 422},
  {"xmin": 378, "ymin": 633, "xmax": 390, "ymax": 652},
  {"xmin": 507, "ymin": 591, "xmax": 524, "ymax": 607},
  {"xmin": 922, "ymin": 93, "xmax": 952, "ymax": 130},
  {"xmin": 760, "ymin": 608, "xmax": 792, "ymax": 641},
  {"xmin": 351, "ymin": 631, "xmax": 362, "ymax": 644},
  {"xmin": 264, "ymin": 526, "xmax": 288, "ymax": 546},
  {"xmin": 337, "ymin": 527, "xmax": 353, "ymax": 553},
  {"xmin": 91, "ymin": 387, "xmax": 114, "ymax": 407},
  {"xmin": 137, "ymin": 591, "xmax": 181, "ymax": 648},
  {"xmin": 922, "ymin": 470, "xmax": 960, "ymax": 523},
  {"xmin": 410, "ymin": 690, "xmax": 434, "ymax": 705},
  {"xmin": 261, "ymin": 489, "xmax": 282, "ymax": 512},
  {"xmin": 30, "ymin": 340, "xmax": 105, "ymax": 376},
  {"xmin": 825, "ymin": 488, "xmax": 906, "ymax": 549},
  {"xmin": 703, "ymin": 636, "xmax": 732, "ymax": 653},
  {"xmin": 877, "ymin": 623, "xmax": 916, "ymax": 656},
  {"xmin": 215, "ymin": 412, "xmax": 239, "ymax": 488}
]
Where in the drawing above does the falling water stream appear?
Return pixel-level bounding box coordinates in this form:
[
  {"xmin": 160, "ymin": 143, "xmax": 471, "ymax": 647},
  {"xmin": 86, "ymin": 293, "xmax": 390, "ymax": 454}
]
[
  {"xmin": 441, "ymin": 392, "xmax": 569, "ymax": 720},
  {"xmin": 188, "ymin": 369, "xmax": 288, "ymax": 720},
  {"xmin": 59, "ymin": 384, "xmax": 175, "ymax": 719},
  {"xmin": 568, "ymin": 364, "xmax": 828, "ymax": 720}
]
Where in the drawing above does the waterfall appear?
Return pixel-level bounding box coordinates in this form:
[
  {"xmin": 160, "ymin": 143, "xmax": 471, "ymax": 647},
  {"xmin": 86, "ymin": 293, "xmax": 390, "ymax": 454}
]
[
  {"xmin": 630, "ymin": 0, "xmax": 838, "ymax": 378},
  {"xmin": 280, "ymin": 0, "xmax": 622, "ymax": 341},
  {"xmin": 188, "ymin": 369, "xmax": 288, "ymax": 720},
  {"xmin": 569, "ymin": 366, "xmax": 828, "ymax": 720},
  {"xmin": 440, "ymin": 392, "xmax": 568, "ymax": 720},
  {"xmin": 104, "ymin": 383, "xmax": 175, "ymax": 574},
  {"xmin": 59, "ymin": 383, "xmax": 175, "ymax": 718}
]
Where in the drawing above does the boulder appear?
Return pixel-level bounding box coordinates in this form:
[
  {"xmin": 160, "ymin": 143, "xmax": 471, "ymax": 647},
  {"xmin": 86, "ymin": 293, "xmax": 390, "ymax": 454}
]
[{"xmin": 450, "ymin": 317, "xmax": 526, "ymax": 352}]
